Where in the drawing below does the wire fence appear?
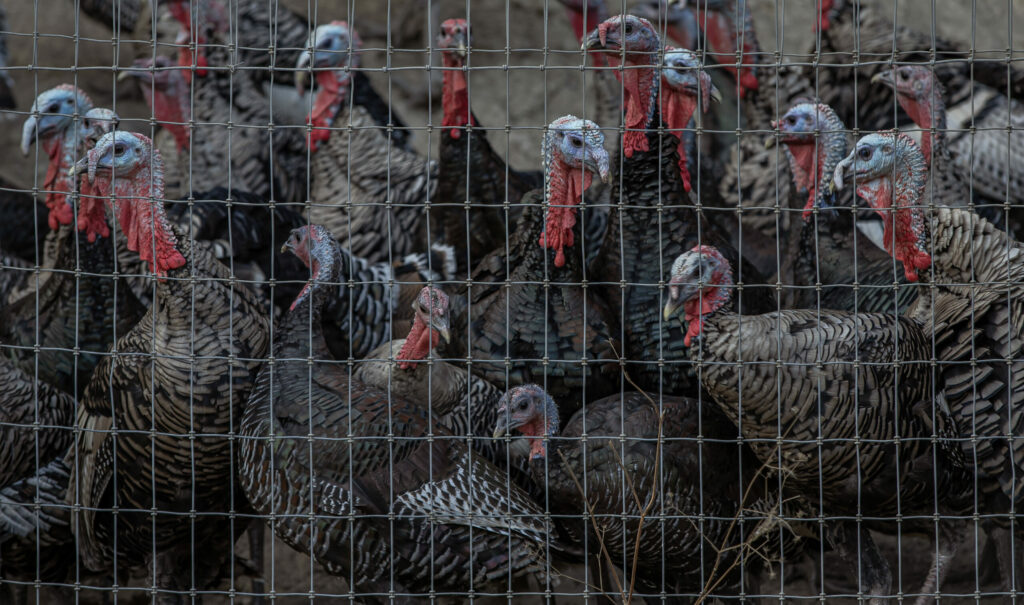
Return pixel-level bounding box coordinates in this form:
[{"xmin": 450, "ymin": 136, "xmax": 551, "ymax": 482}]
[{"xmin": 1, "ymin": 0, "xmax": 1023, "ymax": 603}]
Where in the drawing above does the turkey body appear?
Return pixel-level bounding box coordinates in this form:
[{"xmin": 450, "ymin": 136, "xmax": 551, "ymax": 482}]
[
  {"xmin": 240, "ymin": 241, "xmax": 563, "ymax": 600},
  {"xmin": 451, "ymin": 191, "xmax": 620, "ymax": 410},
  {"xmin": 688, "ymin": 307, "xmax": 971, "ymax": 517},
  {"xmin": 307, "ymin": 102, "xmax": 436, "ymax": 263},
  {"xmin": 4, "ymin": 225, "xmax": 146, "ymax": 397},
  {"xmin": 534, "ymin": 390, "xmax": 805, "ymax": 600},
  {"xmin": 597, "ymin": 130, "xmax": 775, "ymax": 397},
  {"xmin": 436, "ymin": 121, "xmax": 541, "ymax": 271},
  {"xmin": 72, "ymin": 230, "xmax": 269, "ymax": 588}
]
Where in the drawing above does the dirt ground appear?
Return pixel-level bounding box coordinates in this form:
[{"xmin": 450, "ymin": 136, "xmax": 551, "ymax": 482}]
[{"xmin": 3, "ymin": 0, "xmax": 1024, "ymax": 603}]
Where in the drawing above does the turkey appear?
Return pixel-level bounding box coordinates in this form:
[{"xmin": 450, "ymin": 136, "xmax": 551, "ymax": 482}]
[
  {"xmin": 434, "ymin": 18, "xmax": 542, "ymax": 272},
  {"xmin": 8, "ymin": 93, "xmax": 146, "ymax": 397},
  {"xmin": 448, "ymin": 115, "xmax": 619, "ymax": 412},
  {"xmin": 583, "ymin": 14, "xmax": 775, "ymax": 397},
  {"xmin": 631, "ymin": 0, "xmax": 700, "ymax": 52},
  {"xmin": 773, "ymin": 101, "xmax": 916, "ymax": 313},
  {"xmin": 240, "ymin": 224, "xmax": 572, "ymax": 601},
  {"xmin": 834, "ymin": 132, "xmax": 1024, "ymax": 536},
  {"xmin": 872, "ymin": 64, "xmax": 1017, "ymax": 230},
  {"xmin": 298, "ymin": 21, "xmax": 437, "ymax": 263},
  {"xmin": 66, "ymin": 131, "xmax": 269, "ymax": 597},
  {"xmin": 819, "ymin": 0, "xmax": 1024, "ymax": 133},
  {"xmin": 493, "ymin": 384, "xmax": 811, "ymax": 603},
  {"xmin": 0, "ymin": 358, "xmax": 77, "ymax": 596},
  {"xmin": 663, "ymin": 244, "xmax": 974, "ymax": 603},
  {"xmin": 659, "ymin": 47, "xmax": 721, "ymax": 195},
  {"xmin": 124, "ymin": 12, "xmax": 308, "ymax": 206},
  {"xmin": 354, "ymin": 285, "xmax": 531, "ymax": 487}
]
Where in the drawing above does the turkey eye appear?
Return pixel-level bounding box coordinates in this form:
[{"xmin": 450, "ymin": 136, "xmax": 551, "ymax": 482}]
[
  {"xmin": 517, "ymin": 400, "xmax": 528, "ymax": 411},
  {"xmin": 785, "ymin": 116, "xmax": 796, "ymax": 126},
  {"xmin": 46, "ymin": 103, "xmax": 59, "ymax": 113},
  {"xmin": 898, "ymin": 69, "xmax": 909, "ymax": 80},
  {"xmin": 569, "ymin": 137, "xmax": 583, "ymax": 148},
  {"xmin": 858, "ymin": 147, "xmax": 872, "ymax": 161},
  {"xmin": 624, "ymin": 24, "xmax": 634, "ymax": 34},
  {"xmin": 114, "ymin": 144, "xmax": 127, "ymax": 156}
]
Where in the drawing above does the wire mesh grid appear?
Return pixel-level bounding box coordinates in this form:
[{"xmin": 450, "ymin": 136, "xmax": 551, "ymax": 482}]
[{"xmin": 1, "ymin": 0, "xmax": 1023, "ymax": 603}]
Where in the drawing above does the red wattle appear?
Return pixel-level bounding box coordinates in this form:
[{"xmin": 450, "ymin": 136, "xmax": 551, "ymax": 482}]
[
  {"xmin": 661, "ymin": 89, "xmax": 698, "ymax": 192},
  {"xmin": 700, "ymin": 12, "xmax": 758, "ymax": 98},
  {"xmin": 540, "ymin": 166, "xmax": 591, "ymax": 267},
  {"xmin": 441, "ymin": 67, "xmax": 476, "ymax": 139},
  {"xmin": 608, "ymin": 55, "xmax": 652, "ymax": 158},
  {"xmin": 899, "ymin": 98, "xmax": 935, "ymax": 164},
  {"xmin": 97, "ymin": 178, "xmax": 185, "ymax": 277},
  {"xmin": 396, "ymin": 316, "xmax": 441, "ymax": 370},
  {"xmin": 42, "ymin": 142, "xmax": 73, "ymax": 231},
  {"xmin": 859, "ymin": 179, "xmax": 932, "ymax": 282},
  {"xmin": 681, "ymin": 284, "xmax": 728, "ymax": 347},
  {"xmin": 782, "ymin": 142, "xmax": 826, "ymax": 221},
  {"xmin": 306, "ymin": 70, "xmax": 349, "ymax": 151},
  {"xmin": 77, "ymin": 179, "xmax": 110, "ymax": 243}
]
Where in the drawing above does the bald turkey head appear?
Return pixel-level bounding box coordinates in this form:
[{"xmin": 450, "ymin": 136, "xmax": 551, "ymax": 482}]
[
  {"xmin": 166, "ymin": 0, "xmax": 229, "ymax": 79},
  {"xmin": 694, "ymin": 0, "xmax": 760, "ymax": 97},
  {"xmin": 585, "ymin": 14, "xmax": 661, "ymax": 156},
  {"xmin": 663, "ymin": 245, "xmax": 734, "ymax": 346},
  {"xmin": 395, "ymin": 286, "xmax": 452, "ymax": 370},
  {"xmin": 541, "ymin": 115, "xmax": 610, "ymax": 267},
  {"xmin": 871, "ymin": 65, "xmax": 945, "ymax": 163},
  {"xmin": 74, "ymin": 131, "xmax": 186, "ymax": 277},
  {"xmin": 772, "ymin": 102, "xmax": 848, "ymax": 220},
  {"xmin": 493, "ymin": 384, "xmax": 560, "ymax": 460},
  {"xmin": 632, "ymin": 0, "xmax": 700, "ymax": 50},
  {"xmin": 660, "ymin": 47, "xmax": 720, "ymax": 192},
  {"xmin": 281, "ymin": 224, "xmax": 343, "ymax": 312},
  {"xmin": 437, "ymin": 18, "xmax": 477, "ymax": 137},
  {"xmin": 22, "ymin": 85, "xmax": 93, "ymax": 232},
  {"xmin": 75, "ymin": 107, "xmax": 121, "ymax": 242},
  {"xmin": 121, "ymin": 56, "xmax": 191, "ymax": 151},
  {"xmin": 833, "ymin": 132, "xmax": 931, "ymax": 282},
  {"xmin": 297, "ymin": 21, "xmax": 359, "ymax": 151}
]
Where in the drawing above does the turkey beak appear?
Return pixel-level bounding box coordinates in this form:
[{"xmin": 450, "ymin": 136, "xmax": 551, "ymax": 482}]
[
  {"xmin": 586, "ymin": 146, "xmax": 611, "ymax": 183},
  {"xmin": 69, "ymin": 156, "xmax": 90, "ymax": 182},
  {"xmin": 20, "ymin": 115, "xmax": 37, "ymax": 156},
  {"xmin": 492, "ymin": 408, "xmax": 522, "ymax": 438},
  {"xmin": 430, "ymin": 314, "xmax": 451, "ymax": 344},
  {"xmin": 764, "ymin": 136, "xmax": 777, "ymax": 149},
  {"xmin": 831, "ymin": 151, "xmax": 855, "ymax": 193},
  {"xmin": 663, "ymin": 291, "xmax": 684, "ymax": 323},
  {"xmin": 870, "ymin": 71, "xmax": 891, "ymax": 87},
  {"xmin": 295, "ymin": 51, "xmax": 312, "ymax": 95},
  {"xmin": 709, "ymin": 84, "xmax": 723, "ymax": 104},
  {"xmin": 584, "ymin": 25, "xmax": 616, "ymax": 51}
]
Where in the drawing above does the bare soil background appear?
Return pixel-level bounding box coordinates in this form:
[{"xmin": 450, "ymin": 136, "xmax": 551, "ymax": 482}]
[{"xmin": 2, "ymin": 0, "xmax": 1023, "ymax": 602}]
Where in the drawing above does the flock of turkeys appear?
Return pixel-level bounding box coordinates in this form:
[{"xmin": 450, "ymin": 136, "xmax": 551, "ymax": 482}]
[{"xmin": 2, "ymin": 0, "xmax": 1024, "ymax": 603}]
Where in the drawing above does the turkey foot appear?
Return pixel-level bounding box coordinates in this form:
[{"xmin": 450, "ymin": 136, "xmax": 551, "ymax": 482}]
[
  {"xmin": 913, "ymin": 519, "xmax": 966, "ymax": 605},
  {"xmin": 827, "ymin": 522, "xmax": 892, "ymax": 605}
]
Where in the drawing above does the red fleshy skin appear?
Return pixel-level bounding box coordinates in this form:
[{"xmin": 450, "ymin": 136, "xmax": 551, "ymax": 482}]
[
  {"xmin": 661, "ymin": 88, "xmax": 699, "ymax": 192},
  {"xmin": 77, "ymin": 179, "xmax": 110, "ymax": 243},
  {"xmin": 305, "ymin": 71, "xmax": 349, "ymax": 151},
  {"xmin": 395, "ymin": 316, "xmax": 440, "ymax": 370},
  {"xmin": 441, "ymin": 60, "xmax": 477, "ymax": 139},
  {"xmin": 539, "ymin": 166, "xmax": 592, "ymax": 267}
]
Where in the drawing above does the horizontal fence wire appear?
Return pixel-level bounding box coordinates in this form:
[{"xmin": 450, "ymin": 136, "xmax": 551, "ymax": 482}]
[{"xmin": 0, "ymin": 0, "xmax": 1022, "ymax": 603}]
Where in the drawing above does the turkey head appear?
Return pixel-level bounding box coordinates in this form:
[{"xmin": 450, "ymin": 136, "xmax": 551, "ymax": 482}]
[
  {"xmin": 493, "ymin": 384, "xmax": 560, "ymax": 460},
  {"xmin": 772, "ymin": 102, "xmax": 848, "ymax": 219},
  {"xmin": 297, "ymin": 21, "xmax": 359, "ymax": 150},
  {"xmin": 871, "ymin": 65, "xmax": 945, "ymax": 163},
  {"xmin": 74, "ymin": 131, "xmax": 186, "ymax": 277},
  {"xmin": 661, "ymin": 47, "xmax": 721, "ymax": 192},
  {"xmin": 75, "ymin": 107, "xmax": 121, "ymax": 242},
  {"xmin": 395, "ymin": 286, "xmax": 451, "ymax": 370},
  {"xmin": 438, "ymin": 18, "xmax": 476, "ymax": 137},
  {"xmin": 833, "ymin": 132, "xmax": 931, "ymax": 282},
  {"xmin": 663, "ymin": 245, "xmax": 734, "ymax": 346},
  {"xmin": 21, "ymin": 85, "xmax": 93, "ymax": 231},
  {"xmin": 120, "ymin": 56, "xmax": 191, "ymax": 151},
  {"xmin": 281, "ymin": 224, "xmax": 343, "ymax": 312},
  {"xmin": 540, "ymin": 115, "xmax": 611, "ymax": 267},
  {"xmin": 584, "ymin": 14, "xmax": 661, "ymax": 156}
]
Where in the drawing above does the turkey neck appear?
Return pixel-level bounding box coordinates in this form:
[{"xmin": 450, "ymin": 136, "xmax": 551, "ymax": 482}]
[
  {"xmin": 898, "ymin": 85, "xmax": 949, "ymax": 166},
  {"xmin": 307, "ymin": 69, "xmax": 352, "ymax": 150},
  {"xmin": 441, "ymin": 53, "xmax": 476, "ymax": 137},
  {"xmin": 605, "ymin": 51, "xmax": 658, "ymax": 158},
  {"xmin": 659, "ymin": 87, "xmax": 700, "ymax": 192},
  {"xmin": 857, "ymin": 149, "xmax": 931, "ymax": 282},
  {"xmin": 697, "ymin": 1, "xmax": 760, "ymax": 99},
  {"xmin": 41, "ymin": 128, "xmax": 79, "ymax": 231}
]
